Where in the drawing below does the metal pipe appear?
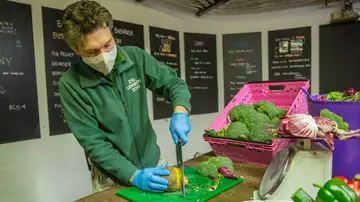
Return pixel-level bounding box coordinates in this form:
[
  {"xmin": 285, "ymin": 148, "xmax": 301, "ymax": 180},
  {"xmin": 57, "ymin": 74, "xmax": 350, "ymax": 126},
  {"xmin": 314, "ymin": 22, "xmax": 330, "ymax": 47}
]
[
  {"xmin": 196, "ymin": 0, "xmax": 231, "ymax": 16},
  {"xmin": 215, "ymin": 0, "xmax": 324, "ymax": 14},
  {"xmin": 215, "ymin": 0, "xmax": 323, "ymax": 12},
  {"xmin": 160, "ymin": 0, "xmax": 360, "ymax": 15},
  {"xmin": 164, "ymin": 0, "xmax": 202, "ymax": 7}
]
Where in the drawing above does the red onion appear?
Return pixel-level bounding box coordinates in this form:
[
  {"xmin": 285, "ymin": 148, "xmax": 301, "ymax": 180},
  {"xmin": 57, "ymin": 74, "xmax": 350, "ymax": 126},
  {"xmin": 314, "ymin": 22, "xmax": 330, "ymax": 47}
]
[
  {"xmin": 343, "ymin": 88, "xmax": 357, "ymax": 97},
  {"xmin": 218, "ymin": 167, "xmax": 237, "ymax": 179}
]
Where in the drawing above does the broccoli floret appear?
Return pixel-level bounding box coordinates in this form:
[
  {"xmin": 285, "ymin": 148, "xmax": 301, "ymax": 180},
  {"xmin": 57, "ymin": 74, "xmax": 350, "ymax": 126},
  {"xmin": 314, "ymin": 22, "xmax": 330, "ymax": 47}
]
[
  {"xmin": 248, "ymin": 124, "xmax": 274, "ymax": 144},
  {"xmin": 243, "ymin": 112, "xmax": 271, "ymax": 131},
  {"xmin": 229, "ymin": 104, "xmax": 257, "ymax": 122},
  {"xmin": 214, "ymin": 156, "xmax": 234, "ymax": 172},
  {"xmin": 208, "ymin": 156, "xmax": 233, "ymax": 167},
  {"xmin": 320, "ymin": 109, "xmax": 349, "ymax": 131},
  {"xmin": 205, "ymin": 129, "xmax": 226, "ymax": 137},
  {"xmin": 270, "ymin": 117, "xmax": 282, "ymax": 127},
  {"xmin": 229, "ymin": 106, "xmax": 240, "ymax": 122},
  {"xmin": 197, "ymin": 161, "xmax": 218, "ymax": 178},
  {"xmin": 225, "ymin": 122, "xmax": 250, "ymax": 139},
  {"xmin": 205, "ymin": 129, "xmax": 217, "ymax": 137},
  {"xmin": 278, "ymin": 109, "xmax": 288, "ymax": 117},
  {"xmin": 198, "ymin": 156, "xmax": 235, "ymax": 178},
  {"xmin": 254, "ymin": 101, "xmax": 286, "ymax": 119}
]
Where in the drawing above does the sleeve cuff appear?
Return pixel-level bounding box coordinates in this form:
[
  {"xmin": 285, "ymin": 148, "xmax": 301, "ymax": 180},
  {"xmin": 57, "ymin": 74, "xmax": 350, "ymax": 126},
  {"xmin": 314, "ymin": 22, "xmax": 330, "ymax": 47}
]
[
  {"xmin": 172, "ymin": 100, "xmax": 192, "ymax": 115},
  {"xmin": 116, "ymin": 163, "xmax": 138, "ymax": 185}
]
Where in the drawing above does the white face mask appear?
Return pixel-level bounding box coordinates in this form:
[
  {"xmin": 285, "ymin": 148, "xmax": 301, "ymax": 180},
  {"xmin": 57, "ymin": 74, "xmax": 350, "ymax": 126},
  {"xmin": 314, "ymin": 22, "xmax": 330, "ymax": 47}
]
[{"xmin": 82, "ymin": 45, "xmax": 117, "ymax": 75}]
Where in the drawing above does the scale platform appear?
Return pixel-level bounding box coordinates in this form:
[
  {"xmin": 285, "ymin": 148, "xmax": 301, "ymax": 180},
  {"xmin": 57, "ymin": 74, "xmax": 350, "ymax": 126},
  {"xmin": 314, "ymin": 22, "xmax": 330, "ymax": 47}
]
[{"xmin": 246, "ymin": 141, "xmax": 333, "ymax": 202}]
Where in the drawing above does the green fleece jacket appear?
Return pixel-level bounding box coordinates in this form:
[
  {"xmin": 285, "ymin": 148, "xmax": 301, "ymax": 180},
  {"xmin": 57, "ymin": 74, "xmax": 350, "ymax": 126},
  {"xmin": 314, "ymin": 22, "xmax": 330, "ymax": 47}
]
[{"xmin": 59, "ymin": 44, "xmax": 191, "ymax": 185}]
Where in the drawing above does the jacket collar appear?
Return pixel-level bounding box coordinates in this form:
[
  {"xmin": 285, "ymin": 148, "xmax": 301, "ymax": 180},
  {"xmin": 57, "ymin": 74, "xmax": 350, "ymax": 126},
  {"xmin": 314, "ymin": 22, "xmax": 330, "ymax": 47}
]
[{"xmin": 78, "ymin": 44, "xmax": 134, "ymax": 88}]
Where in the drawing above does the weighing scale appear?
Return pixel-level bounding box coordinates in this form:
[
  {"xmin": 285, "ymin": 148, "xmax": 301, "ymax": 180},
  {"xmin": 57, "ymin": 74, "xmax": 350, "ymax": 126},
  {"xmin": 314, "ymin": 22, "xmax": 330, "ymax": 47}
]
[{"xmin": 246, "ymin": 141, "xmax": 333, "ymax": 202}]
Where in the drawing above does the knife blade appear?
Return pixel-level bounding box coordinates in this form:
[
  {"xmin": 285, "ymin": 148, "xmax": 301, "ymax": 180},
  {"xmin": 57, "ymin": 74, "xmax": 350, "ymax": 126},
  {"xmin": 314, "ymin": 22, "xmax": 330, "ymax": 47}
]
[{"xmin": 176, "ymin": 141, "xmax": 185, "ymax": 196}]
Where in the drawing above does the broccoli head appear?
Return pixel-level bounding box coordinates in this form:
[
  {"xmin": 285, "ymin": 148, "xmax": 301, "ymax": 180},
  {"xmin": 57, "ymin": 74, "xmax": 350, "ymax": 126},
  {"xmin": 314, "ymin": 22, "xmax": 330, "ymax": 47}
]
[
  {"xmin": 197, "ymin": 161, "xmax": 218, "ymax": 178},
  {"xmin": 225, "ymin": 122, "xmax": 250, "ymax": 139},
  {"xmin": 254, "ymin": 101, "xmax": 287, "ymax": 119},
  {"xmin": 197, "ymin": 156, "xmax": 235, "ymax": 178},
  {"xmin": 320, "ymin": 109, "xmax": 349, "ymax": 131}
]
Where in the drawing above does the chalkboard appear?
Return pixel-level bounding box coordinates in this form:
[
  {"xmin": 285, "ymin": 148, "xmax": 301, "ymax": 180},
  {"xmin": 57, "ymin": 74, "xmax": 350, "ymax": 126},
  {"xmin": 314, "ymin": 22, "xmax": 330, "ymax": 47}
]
[
  {"xmin": 42, "ymin": 6, "xmax": 74, "ymax": 136},
  {"xmin": 268, "ymin": 27, "xmax": 311, "ymax": 83},
  {"xmin": 320, "ymin": 22, "xmax": 360, "ymax": 94},
  {"xmin": 113, "ymin": 20, "xmax": 144, "ymax": 49},
  {"xmin": 149, "ymin": 26, "xmax": 181, "ymax": 120},
  {"xmin": 0, "ymin": 1, "xmax": 40, "ymax": 143},
  {"xmin": 222, "ymin": 32, "xmax": 262, "ymax": 105},
  {"xmin": 184, "ymin": 32, "xmax": 218, "ymax": 115}
]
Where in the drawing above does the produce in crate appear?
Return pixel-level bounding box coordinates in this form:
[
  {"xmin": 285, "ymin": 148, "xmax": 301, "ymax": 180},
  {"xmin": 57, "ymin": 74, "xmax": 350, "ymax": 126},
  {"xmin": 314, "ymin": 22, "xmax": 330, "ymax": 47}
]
[
  {"xmin": 314, "ymin": 88, "xmax": 360, "ymax": 101},
  {"xmin": 197, "ymin": 156, "xmax": 238, "ymax": 191},
  {"xmin": 344, "ymin": 88, "xmax": 358, "ymax": 97},
  {"xmin": 268, "ymin": 109, "xmax": 360, "ymax": 151},
  {"xmin": 225, "ymin": 122, "xmax": 250, "ymax": 139},
  {"xmin": 291, "ymin": 174, "xmax": 360, "ymax": 202},
  {"xmin": 205, "ymin": 101, "xmax": 287, "ymax": 144},
  {"xmin": 326, "ymin": 91, "xmax": 344, "ymax": 101},
  {"xmin": 254, "ymin": 101, "xmax": 288, "ymax": 119}
]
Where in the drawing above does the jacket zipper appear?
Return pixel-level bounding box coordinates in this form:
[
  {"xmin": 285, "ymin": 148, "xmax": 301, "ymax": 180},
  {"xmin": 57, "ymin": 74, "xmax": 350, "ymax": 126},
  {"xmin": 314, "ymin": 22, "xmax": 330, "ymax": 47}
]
[
  {"xmin": 112, "ymin": 84, "xmax": 129, "ymax": 116},
  {"xmin": 107, "ymin": 75, "xmax": 145, "ymax": 168},
  {"xmin": 103, "ymin": 74, "xmax": 128, "ymax": 116}
]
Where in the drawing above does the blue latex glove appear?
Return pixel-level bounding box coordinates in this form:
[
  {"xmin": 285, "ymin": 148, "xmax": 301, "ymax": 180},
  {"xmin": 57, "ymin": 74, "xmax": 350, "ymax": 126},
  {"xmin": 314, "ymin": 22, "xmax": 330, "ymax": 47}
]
[
  {"xmin": 132, "ymin": 163, "xmax": 170, "ymax": 192},
  {"xmin": 169, "ymin": 112, "xmax": 191, "ymax": 146}
]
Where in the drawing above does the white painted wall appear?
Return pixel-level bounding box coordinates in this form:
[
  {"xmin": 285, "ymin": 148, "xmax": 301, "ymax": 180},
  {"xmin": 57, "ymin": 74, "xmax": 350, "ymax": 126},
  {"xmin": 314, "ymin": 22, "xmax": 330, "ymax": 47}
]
[{"xmin": 1, "ymin": 0, "xmax": 359, "ymax": 201}]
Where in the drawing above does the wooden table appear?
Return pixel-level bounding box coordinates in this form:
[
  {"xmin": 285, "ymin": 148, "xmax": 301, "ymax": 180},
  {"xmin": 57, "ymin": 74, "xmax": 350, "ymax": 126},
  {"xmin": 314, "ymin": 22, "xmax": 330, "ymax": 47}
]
[{"xmin": 75, "ymin": 152, "xmax": 266, "ymax": 202}]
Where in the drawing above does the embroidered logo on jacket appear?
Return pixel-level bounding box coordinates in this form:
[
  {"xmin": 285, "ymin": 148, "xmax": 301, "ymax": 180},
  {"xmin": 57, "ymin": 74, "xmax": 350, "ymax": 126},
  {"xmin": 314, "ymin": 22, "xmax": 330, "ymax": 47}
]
[{"xmin": 126, "ymin": 78, "xmax": 141, "ymax": 92}]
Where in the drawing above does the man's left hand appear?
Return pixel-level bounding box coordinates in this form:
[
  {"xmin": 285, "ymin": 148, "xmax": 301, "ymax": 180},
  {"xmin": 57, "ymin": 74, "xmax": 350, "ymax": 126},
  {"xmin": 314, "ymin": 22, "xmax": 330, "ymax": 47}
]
[{"xmin": 169, "ymin": 107, "xmax": 191, "ymax": 146}]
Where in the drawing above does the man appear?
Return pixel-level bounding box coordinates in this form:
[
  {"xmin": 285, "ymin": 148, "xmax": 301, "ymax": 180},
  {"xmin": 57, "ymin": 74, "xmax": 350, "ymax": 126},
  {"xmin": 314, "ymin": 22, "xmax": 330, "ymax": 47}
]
[{"xmin": 59, "ymin": 0, "xmax": 191, "ymax": 193}]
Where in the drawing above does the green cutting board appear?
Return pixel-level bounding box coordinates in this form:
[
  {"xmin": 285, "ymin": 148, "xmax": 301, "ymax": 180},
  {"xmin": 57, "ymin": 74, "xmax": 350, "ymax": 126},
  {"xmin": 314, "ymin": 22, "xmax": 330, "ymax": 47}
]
[{"xmin": 116, "ymin": 166, "xmax": 243, "ymax": 202}]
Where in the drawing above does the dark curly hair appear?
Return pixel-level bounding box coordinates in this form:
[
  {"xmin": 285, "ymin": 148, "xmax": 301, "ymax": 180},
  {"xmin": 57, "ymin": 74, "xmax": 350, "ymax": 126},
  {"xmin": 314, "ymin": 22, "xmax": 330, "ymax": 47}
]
[{"xmin": 61, "ymin": 0, "xmax": 113, "ymax": 49}]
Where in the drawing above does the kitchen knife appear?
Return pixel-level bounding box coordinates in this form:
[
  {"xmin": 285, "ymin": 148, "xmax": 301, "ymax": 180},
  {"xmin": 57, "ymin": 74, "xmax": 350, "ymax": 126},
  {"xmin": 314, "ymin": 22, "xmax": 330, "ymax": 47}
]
[{"xmin": 176, "ymin": 141, "xmax": 185, "ymax": 196}]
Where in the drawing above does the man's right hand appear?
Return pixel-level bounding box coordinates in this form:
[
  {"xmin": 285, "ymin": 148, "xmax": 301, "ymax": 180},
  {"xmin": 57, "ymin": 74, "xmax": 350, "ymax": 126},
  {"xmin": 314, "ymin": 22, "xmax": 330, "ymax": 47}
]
[{"xmin": 131, "ymin": 163, "xmax": 170, "ymax": 192}]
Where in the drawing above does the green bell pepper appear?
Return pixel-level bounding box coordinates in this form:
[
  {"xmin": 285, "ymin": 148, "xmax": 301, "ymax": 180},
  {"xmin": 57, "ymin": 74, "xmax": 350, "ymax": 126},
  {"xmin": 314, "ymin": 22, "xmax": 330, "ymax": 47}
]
[{"xmin": 313, "ymin": 178, "xmax": 360, "ymax": 202}]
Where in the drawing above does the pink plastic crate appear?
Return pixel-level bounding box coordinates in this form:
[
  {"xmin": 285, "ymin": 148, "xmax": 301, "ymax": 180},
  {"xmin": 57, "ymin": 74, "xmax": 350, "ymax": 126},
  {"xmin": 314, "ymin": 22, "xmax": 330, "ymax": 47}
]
[{"xmin": 203, "ymin": 80, "xmax": 310, "ymax": 166}]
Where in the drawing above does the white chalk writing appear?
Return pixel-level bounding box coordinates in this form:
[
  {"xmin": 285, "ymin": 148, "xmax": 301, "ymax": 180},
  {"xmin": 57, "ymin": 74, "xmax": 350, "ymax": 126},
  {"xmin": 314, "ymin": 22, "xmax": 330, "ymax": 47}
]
[
  {"xmin": 9, "ymin": 104, "xmax": 26, "ymax": 111},
  {"xmin": 194, "ymin": 41, "xmax": 204, "ymax": 46},
  {"xmin": 53, "ymin": 32, "xmax": 64, "ymax": 40},
  {"xmin": 0, "ymin": 85, "xmax": 6, "ymax": 95},
  {"xmin": 52, "ymin": 61, "xmax": 71, "ymax": 67},
  {"xmin": 0, "ymin": 21, "xmax": 16, "ymax": 35},
  {"xmin": 0, "ymin": 57, "xmax": 12, "ymax": 67},
  {"xmin": 52, "ymin": 71, "xmax": 64, "ymax": 76},
  {"xmin": 114, "ymin": 27, "xmax": 134, "ymax": 36}
]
